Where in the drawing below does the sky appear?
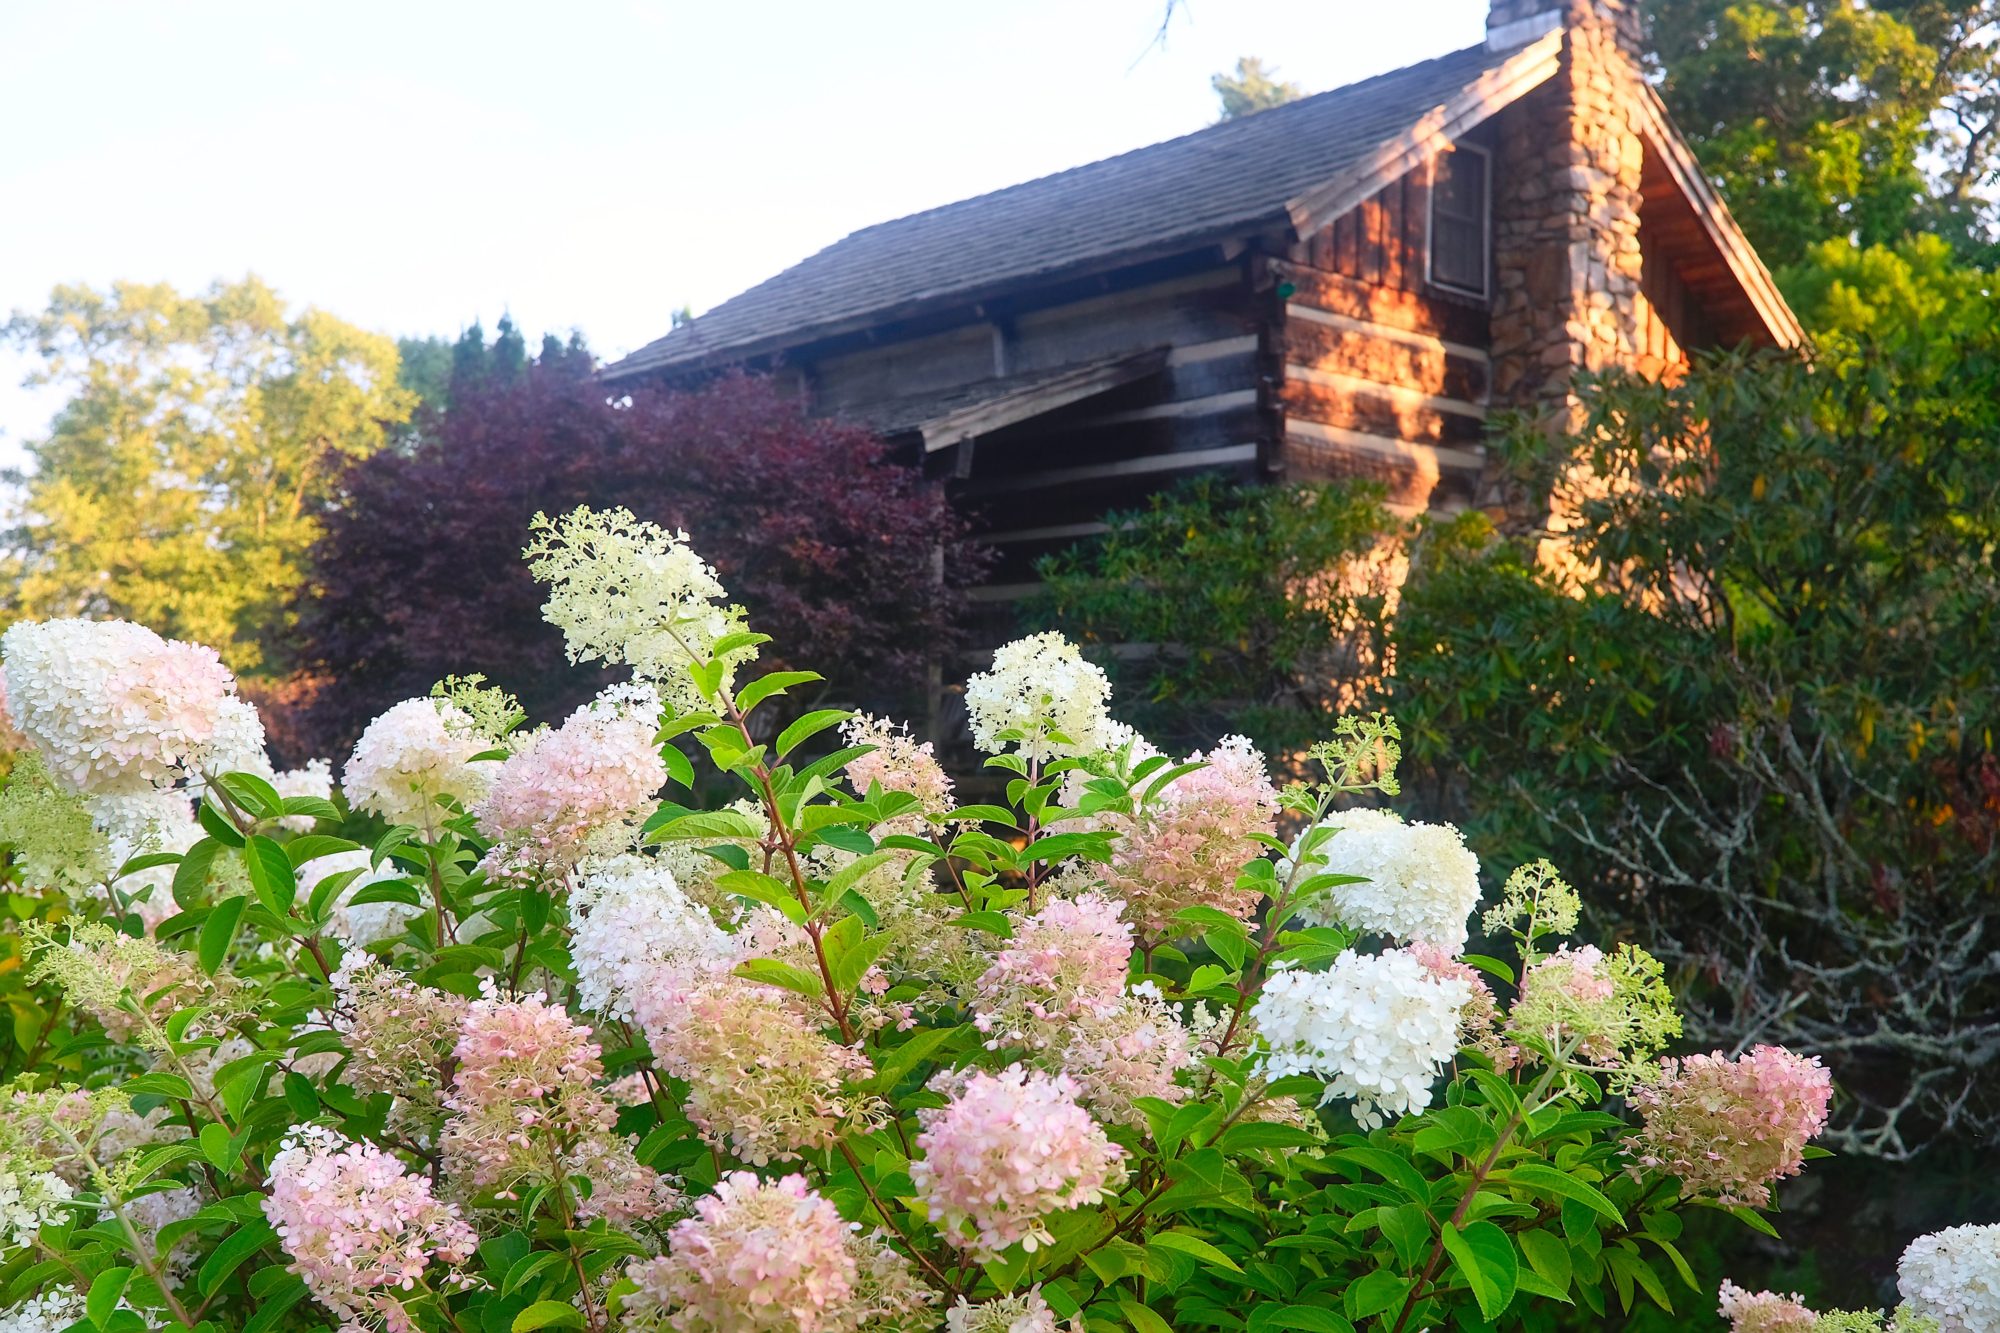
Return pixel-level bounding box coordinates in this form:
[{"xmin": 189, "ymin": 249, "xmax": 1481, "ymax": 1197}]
[{"xmin": 0, "ymin": 0, "xmax": 1491, "ymax": 465}]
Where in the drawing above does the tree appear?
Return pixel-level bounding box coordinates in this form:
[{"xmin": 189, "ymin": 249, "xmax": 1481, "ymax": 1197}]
[
  {"xmin": 1648, "ymin": 0, "xmax": 2000, "ymax": 267},
  {"xmin": 293, "ymin": 355, "xmax": 980, "ymax": 756},
  {"xmin": 396, "ymin": 321, "xmax": 589, "ymax": 421},
  {"xmin": 1031, "ymin": 478, "xmax": 1398, "ymax": 760},
  {"xmin": 1393, "ymin": 344, "xmax": 2000, "ymax": 1162},
  {"xmin": 1211, "ymin": 57, "xmax": 1302, "ymax": 120},
  {"xmin": 2, "ymin": 277, "xmax": 413, "ymax": 673},
  {"xmin": 396, "ymin": 335, "xmax": 457, "ymax": 414},
  {"xmin": 1782, "ymin": 231, "xmax": 2000, "ymax": 352}
]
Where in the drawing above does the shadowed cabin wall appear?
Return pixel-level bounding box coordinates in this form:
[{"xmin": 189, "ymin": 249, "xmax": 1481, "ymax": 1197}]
[{"xmin": 801, "ymin": 262, "xmax": 1271, "ymax": 602}]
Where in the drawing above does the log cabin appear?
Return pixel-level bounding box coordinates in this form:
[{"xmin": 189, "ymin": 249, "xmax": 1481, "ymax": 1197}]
[{"xmin": 602, "ymin": 0, "xmax": 1799, "ymax": 610}]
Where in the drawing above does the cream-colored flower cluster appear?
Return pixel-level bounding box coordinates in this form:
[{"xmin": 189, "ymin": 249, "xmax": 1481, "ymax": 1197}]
[
  {"xmin": 526, "ymin": 505, "xmax": 759, "ymax": 714},
  {"xmin": 963, "ymin": 631, "xmax": 1111, "ymax": 762}
]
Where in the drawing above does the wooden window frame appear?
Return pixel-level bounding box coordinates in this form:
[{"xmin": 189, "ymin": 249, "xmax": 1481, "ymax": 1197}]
[{"xmin": 1426, "ymin": 142, "xmax": 1492, "ymax": 299}]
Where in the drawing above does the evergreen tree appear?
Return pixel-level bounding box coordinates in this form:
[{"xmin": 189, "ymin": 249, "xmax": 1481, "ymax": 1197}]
[{"xmin": 1211, "ymin": 57, "xmax": 1302, "ymax": 121}]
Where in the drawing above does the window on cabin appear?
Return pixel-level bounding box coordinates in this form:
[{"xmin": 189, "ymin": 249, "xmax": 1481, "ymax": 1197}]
[{"xmin": 1429, "ymin": 145, "xmax": 1489, "ymax": 296}]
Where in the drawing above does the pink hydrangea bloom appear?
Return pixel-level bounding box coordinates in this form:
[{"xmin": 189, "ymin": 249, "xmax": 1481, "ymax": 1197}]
[
  {"xmin": 1509, "ymin": 943, "xmax": 1616, "ymax": 1061},
  {"xmin": 622, "ymin": 1172, "xmax": 932, "ymax": 1333},
  {"xmin": 1, "ymin": 619, "xmax": 236, "ymax": 795},
  {"xmin": 1717, "ymin": 1280, "xmax": 1817, "ymax": 1333},
  {"xmin": 1058, "ymin": 984, "xmax": 1195, "ymax": 1129},
  {"xmin": 841, "ymin": 714, "xmax": 955, "ymax": 836},
  {"xmin": 911, "ymin": 1065, "xmax": 1127, "ymax": 1259},
  {"xmin": 972, "ymin": 893, "xmax": 1132, "ymax": 1045},
  {"xmin": 262, "ymin": 1125, "xmax": 476, "ymax": 1331},
  {"xmin": 441, "ymin": 989, "xmax": 669, "ymax": 1223},
  {"xmin": 1102, "ymin": 735, "xmax": 1279, "ymax": 933},
  {"xmin": 641, "ymin": 974, "xmax": 875, "ymax": 1164},
  {"xmin": 475, "ymin": 685, "xmax": 666, "ymax": 876},
  {"xmin": 331, "ymin": 958, "xmax": 468, "ymax": 1124},
  {"xmin": 1631, "ymin": 1046, "xmax": 1833, "ymax": 1208}
]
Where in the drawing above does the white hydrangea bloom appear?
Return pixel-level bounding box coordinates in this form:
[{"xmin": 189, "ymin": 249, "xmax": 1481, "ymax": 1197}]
[
  {"xmin": 272, "ymin": 758, "xmax": 335, "ymax": 832},
  {"xmin": 342, "ymin": 698, "xmax": 495, "ymax": 828},
  {"xmin": 300, "ymin": 850, "xmax": 418, "ymax": 950},
  {"xmin": 525, "ymin": 506, "xmax": 758, "ymax": 715},
  {"xmin": 90, "ymin": 787, "xmax": 195, "ymax": 853},
  {"xmin": 964, "ymin": 632, "xmax": 1112, "ymax": 762},
  {"xmin": 946, "ymin": 1287, "xmax": 1059, "ymax": 1333},
  {"xmin": 84, "ymin": 1101, "xmax": 186, "ymax": 1172},
  {"xmin": 206, "ymin": 696, "xmax": 274, "ymax": 781},
  {"xmin": 569, "ymin": 854, "xmax": 733, "ymax": 1021},
  {"xmin": 1899, "ymin": 1223, "xmax": 2000, "ymax": 1332},
  {"xmin": 1252, "ymin": 948, "xmax": 1470, "ymax": 1130},
  {"xmin": 1, "ymin": 618, "xmax": 237, "ymax": 795},
  {"xmin": 1287, "ymin": 807, "xmax": 1483, "ymax": 955},
  {"xmin": 0, "ymin": 1290, "xmax": 89, "ymax": 1333},
  {"xmin": 1097, "ymin": 720, "xmax": 1160, "ymax": 763},
  {"xmin": 0, "ymin": 1167, "xmax": 73, "ymax": 1250}
]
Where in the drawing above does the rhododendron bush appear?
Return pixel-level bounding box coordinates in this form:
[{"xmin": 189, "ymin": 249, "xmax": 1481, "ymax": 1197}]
[{"xmin": 0, "ymin": 506, "xmax": 1988, "ymax": 1333}]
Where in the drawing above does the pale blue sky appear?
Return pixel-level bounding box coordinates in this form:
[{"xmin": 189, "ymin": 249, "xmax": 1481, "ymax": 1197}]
[{"xmin": 0, "ymin": 0, "xmax": 1490, "ymax": 461}]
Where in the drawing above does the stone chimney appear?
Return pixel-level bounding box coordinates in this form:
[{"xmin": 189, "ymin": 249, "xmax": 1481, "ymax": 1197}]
[{"xmin": 1480, "ymin": 0, "xmax": 1649, "ymax": 527}]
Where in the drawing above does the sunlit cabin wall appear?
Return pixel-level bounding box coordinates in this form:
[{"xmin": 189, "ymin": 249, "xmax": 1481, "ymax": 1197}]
[{"xmin": 1269, "ymin": 134, "xmax": 1496, "ymax": 517}]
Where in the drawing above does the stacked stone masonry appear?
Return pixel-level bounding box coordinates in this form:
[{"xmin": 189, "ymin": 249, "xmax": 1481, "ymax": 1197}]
[{"xmin": 1484, "ymin": 0, "xmax": 1649, "ymax": 524}]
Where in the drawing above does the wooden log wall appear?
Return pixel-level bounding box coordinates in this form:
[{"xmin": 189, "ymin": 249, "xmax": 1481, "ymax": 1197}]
[
  {"xmin": 1273, "ymin": 151, "xmax": 1493, "ymax": 513},
  {"xmin": 1636, "ymin": 140, "xmax": 1749, "ymax": 349},
  {"xmin": 930, "ymin": 267, "xmax": 1269, "ymax": 594},
  {"xmin": 1635, "ymin": 225, "xmax": 1706, "ymax": 376}
]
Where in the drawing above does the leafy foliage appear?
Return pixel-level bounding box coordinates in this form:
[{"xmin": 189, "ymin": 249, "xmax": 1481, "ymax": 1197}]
[
  {"xmin": 1647, "ymin": 0, "xmax": 2000, "ymax": 268},
  {"xmin": 0, "ymin": 511, "xmax": 1943, "ymax": 1333},
  {"xmin": 1031, "ymin": 479, "xmax": 1398, "ymax": 759},
  {"xmin": 1, "ymin": 277, "xmax": 414, "ymax": 674},
  {"xmin": 294, "ymin": 363, "xmax": 979, "ymax": 758},
  {"xmin": 1394, "ymin": 345, "xmax": 2000, "ymax": 1161}
]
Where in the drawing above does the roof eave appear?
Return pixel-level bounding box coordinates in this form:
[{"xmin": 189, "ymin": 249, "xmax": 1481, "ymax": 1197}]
[
  {"xmin": 1283, "ymin": 29, "xmax": 1563, "ymax": 240},
  {"xmin": 1627, "ymin": 84, "xmax": 1805, "ymax": 348}
]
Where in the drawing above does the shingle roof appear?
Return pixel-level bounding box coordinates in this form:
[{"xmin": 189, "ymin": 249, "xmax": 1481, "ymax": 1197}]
[{"xmin": 604, "ymin": 42, "xmax": 1519, "ymax": 380}]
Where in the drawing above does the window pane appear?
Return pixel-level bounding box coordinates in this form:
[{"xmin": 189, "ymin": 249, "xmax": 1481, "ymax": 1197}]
[
  {"xmin": 1431, "ymin": 148, "xmax": 1487, "ymax": 292},
  {"xmin": 1433, "ymin": 217, "xmax": 1484, "ymax": 291},
  {"xmin": 1434, "ymin": 150, "xmax": 1475, "ymax": 218}
]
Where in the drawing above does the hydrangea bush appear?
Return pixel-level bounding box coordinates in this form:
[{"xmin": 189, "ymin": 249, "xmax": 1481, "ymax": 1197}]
[{"xmin": 0, "ymin": 504, "xmax": 1987, "ymax": 1333}]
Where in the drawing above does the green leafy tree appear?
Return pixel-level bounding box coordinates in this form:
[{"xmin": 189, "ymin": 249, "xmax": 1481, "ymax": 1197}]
[
  {"xmin": 1212, "ymin": 56, "xmax": 1303, "ymax": 120},
  {"xmin": 1647, "ymin": 0, "xmax": 2000, "ymax": 266},
  {"xmin": 1394, "ymin": 345, "xmax": 2000, "ymax": 1164},
  {"xmin": 2, "ymin": 276, "xmax": 413, "ymax": 673},
  {"xmin": 1782, "ymin": 232, "xmax": 2000, "ymax": 353},
  {"xmin": 393, "ymin": 323, "xmax": 584, "ymax": 430},
  {"xmin": 1032, "ymin": 478, "xmax": 1398, "ymax": 759}
]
